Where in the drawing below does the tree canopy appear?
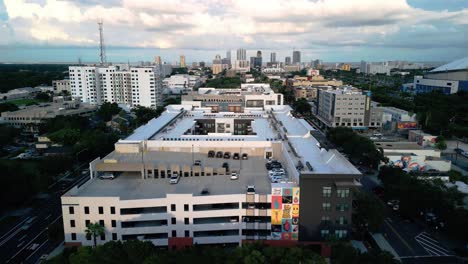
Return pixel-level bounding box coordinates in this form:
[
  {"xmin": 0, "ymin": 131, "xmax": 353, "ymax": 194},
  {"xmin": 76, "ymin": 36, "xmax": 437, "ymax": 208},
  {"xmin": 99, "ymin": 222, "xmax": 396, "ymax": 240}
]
[
  {"xmin": 327, "ymin": 127, "xmax": 384, "ymax": 167},
  {"xmin": 47, "ymin": 241, "xmax": 326, "ymax": 264},
  {"xmin": 96, "ymin": 102, "xmax": 122, "ymax": 122},
  {"xmin": 132, "ymin": 106, "xmax": 165, "ymax": 126},
  {"xmin": 205, "ymin": 77, "xmax": 241, "ymax": 88}
]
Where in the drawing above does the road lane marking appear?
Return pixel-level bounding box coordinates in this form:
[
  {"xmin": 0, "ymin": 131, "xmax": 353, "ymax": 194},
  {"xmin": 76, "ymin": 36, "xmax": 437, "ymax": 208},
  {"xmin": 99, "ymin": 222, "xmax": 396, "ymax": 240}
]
[
  {"xmin": 383, "ymin": 219, "xmax": 415, "ymax": 255},
  {"xmin": 25, "ymin": 239, "xmax": 48, "ymax": 261},
  {"xmin": 415, "ymin": 232, "xmax": 450, "ymax": 256},
  {"xmin": 0, "ymin": 217, "xmax": 30, "ymax": 242}
]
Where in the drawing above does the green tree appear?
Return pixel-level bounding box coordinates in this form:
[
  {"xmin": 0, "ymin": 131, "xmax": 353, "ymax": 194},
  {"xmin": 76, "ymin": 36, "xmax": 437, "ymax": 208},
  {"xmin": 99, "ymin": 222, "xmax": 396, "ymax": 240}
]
[
  {"xmin": 48, "ymin": 128, "xmax": 81, "ymax": 145},
  {"xmin": 0, "ymin": 102, "xmax": 19, "ymax": 113},
  {"xmin": 244, "ymin": 249, "xmax": 265, "ymax": 264},
  {"xmin": 96, "ymin": 102, "xmax": 122, "ymax": 122},
  {"xmin": 35, "ymin": 91, "xmax": 51, "ymax": 101},
  {"xmin": 69, "ymin": 246, "xmax": 97, "ymax": 264},
  {"xmin": 435, "ymin": 136, "xmax": 447, "ymax": 150},
  {"xmin": 132, "ymin": 106, "xmax": 165, "ymax": 126},
  {"xmin": 353, "ymin": 191, "xmax": 384, "ymax": 232},
  {"xmin": 294, "ymin": 98, "xmax": 312, "ymax": 115},
  {"xmin": 85, "ymin": 222, "xmax": 105, "ymax": 248}
]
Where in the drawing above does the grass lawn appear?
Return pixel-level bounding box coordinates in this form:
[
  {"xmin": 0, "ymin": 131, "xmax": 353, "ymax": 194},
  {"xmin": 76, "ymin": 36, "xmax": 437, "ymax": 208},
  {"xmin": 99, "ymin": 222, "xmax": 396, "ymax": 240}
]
[{"xmin": 9, "ymin": 98, "xmax": 46, "ymax": 106}]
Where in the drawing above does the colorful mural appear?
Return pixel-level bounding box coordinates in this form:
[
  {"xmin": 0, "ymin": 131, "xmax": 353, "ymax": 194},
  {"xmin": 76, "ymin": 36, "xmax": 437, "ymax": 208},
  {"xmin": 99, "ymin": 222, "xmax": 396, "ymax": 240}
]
[
  {"xmin": 397, "ymin": 121, "xmax": 418, "ymax": 129},
  {"xmin": 271, "ymin": 187, "xmax": 300, "ymax": 240},
  {"xmin": 389, "ymin": 155, "xmax": 426, "ymax": 172}
]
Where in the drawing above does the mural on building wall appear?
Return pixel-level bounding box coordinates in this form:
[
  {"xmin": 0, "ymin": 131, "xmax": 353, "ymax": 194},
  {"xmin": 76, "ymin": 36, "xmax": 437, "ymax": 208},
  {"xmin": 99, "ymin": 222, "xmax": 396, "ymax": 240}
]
[
  {"xmin": 389, "ymin": 155, "xmax": 426, "ymax": 172},
  {"xmin": 271, "ymin": 187, "xmax": 300, "ymax": 240},
  {"xmin": 397, "ymin": 121, "xmax": 418, "ymax": 129}
]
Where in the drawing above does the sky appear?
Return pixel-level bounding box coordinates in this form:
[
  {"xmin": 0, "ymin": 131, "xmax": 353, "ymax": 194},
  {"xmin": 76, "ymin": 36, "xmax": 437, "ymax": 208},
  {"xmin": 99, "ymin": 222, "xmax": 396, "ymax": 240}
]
[{"xmin": 0, "ymin": 0, "xmax": 467, "ymax": 63}]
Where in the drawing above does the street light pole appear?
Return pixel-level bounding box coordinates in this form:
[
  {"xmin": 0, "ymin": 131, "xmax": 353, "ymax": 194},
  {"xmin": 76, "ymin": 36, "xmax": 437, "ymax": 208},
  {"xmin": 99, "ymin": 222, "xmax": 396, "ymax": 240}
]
[{"xmin": 192, "ymin": 144, "xmax": 194, "ymax": 165}]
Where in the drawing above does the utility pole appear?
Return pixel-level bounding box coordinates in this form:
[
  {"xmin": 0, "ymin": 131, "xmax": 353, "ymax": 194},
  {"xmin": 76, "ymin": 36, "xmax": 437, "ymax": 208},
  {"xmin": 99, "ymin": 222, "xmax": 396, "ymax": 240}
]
[{"xmin": 98, "ymin": 20, "xmax": 107, "ymax": 65}]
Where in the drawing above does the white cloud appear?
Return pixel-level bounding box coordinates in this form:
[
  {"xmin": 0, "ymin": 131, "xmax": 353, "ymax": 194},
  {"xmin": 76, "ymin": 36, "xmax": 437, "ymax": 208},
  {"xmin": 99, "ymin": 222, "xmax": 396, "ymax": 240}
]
[{"xmin": 1, "ymin": 0, "xmax": 467, "ymax": 53}]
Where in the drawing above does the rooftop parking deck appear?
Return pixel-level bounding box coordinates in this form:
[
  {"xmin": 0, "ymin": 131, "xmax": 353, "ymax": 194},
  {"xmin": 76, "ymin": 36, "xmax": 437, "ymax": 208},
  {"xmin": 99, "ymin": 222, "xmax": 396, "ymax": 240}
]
[{"xmin": 66, "ymin": 155, "xmax": 274, "ymax": 199}]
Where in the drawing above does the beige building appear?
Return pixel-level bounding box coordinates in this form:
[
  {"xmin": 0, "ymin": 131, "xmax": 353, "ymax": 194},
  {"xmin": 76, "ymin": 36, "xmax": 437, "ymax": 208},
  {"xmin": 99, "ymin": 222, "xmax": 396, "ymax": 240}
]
[
  {"xmin": 284, "ymin": 65, "xmax": 301, "ymax": 72},
  {"xmin": 180, "ymin": 55, "xmax": 186, "ymax": 68},
  {"xmin": 52, "ymin": 80, "xmax": 71, "ymax": 94},
  {"xmin": 293, "ymin": 86, "xmax": 318, "ymax": 101},
  {"xmin": 291, "ymin": 75, "xmax": 343, "ymax": 87},
  {"xmin": 313, "ymin": 87, "xmax": 381, "ymax": 129}
]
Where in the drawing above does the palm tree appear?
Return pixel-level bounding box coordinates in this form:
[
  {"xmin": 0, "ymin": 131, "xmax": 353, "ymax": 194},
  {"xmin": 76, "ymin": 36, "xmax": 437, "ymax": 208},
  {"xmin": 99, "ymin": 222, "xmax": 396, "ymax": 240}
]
[{"xmin": 85, "ymin": 222, "xmax": 105, "ymax": 248}]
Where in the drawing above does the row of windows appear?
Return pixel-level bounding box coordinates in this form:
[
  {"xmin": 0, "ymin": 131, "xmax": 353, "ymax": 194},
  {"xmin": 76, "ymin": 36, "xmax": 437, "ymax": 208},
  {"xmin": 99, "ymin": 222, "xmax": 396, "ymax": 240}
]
[
  {"xmin": 321, "ymin": 216, "xmax": 348, "ymax": 225},
  {"xmin": 322, "ymin": 202, "xmax": 350, "ymax": 212},
  {"xmin": 320, "ymin": 229, "xmax": 348, "ymax": 238},
  {"xmin": 69, "ymin": 206, "xmax": 115, "ymax": 215},
  {"xmin": 322, "ymin": 187, "xmax": 350, "ymax": 198}
]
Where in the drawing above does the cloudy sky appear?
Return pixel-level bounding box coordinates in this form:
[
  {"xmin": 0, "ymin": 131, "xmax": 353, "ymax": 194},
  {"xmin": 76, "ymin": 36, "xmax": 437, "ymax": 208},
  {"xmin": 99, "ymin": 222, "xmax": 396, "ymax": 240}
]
[{"xmin": 0, "ymin": 0, "xmax": 467, "ymax": 63}]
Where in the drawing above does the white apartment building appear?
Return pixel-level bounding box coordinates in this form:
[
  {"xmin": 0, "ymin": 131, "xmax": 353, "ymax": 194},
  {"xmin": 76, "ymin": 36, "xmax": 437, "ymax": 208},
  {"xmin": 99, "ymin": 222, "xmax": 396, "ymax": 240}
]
[
  {"xmin": 62, "ymin": 105, "xmax": 361, "ymax": 248},
  {"xmin": 69, "ymin": 65, "xmax": 163, "ymax": 108},
  {"xmin": 360, "ymin": 61, "xmax": 390, "ymax": 75}
]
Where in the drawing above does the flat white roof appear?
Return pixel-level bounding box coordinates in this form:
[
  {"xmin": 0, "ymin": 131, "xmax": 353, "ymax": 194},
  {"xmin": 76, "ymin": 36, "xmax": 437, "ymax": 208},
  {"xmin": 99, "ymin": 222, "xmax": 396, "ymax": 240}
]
[{"xmin": 120, "ymin": 104, "xmax": 359, "ymax": 175}]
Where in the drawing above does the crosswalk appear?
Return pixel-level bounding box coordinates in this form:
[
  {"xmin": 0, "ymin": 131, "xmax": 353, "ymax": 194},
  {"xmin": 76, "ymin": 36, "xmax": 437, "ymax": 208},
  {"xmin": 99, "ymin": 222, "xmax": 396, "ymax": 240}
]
[{"xmin": 415, "ymin": 232, "xmax": 451, "ymax": 256}]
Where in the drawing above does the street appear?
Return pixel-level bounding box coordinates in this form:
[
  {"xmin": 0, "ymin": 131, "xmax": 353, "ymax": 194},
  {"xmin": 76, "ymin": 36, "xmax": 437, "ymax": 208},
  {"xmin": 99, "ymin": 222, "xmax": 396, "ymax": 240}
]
[
  {"xmin": 360, "ymin": 176, "xmax": 462, "ymax": 264},
  {"xmin": 0, "ymin": 169, "xmax": 90, "ymax": 264}
]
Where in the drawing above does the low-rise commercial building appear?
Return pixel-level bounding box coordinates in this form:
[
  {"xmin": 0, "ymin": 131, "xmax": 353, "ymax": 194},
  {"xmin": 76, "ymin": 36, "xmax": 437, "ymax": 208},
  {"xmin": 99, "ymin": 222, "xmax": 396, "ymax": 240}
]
[
  {"xmin": 61, "ymin": 104, "xmax": 361, "ymax": 248},
  {"xmin": 52, "ymin": 80, "xmax": 71, "ymax": 94},
  {"xmin": 376, "ymin": 141, "xmax": 451, "ymax": 172},
  {"xmin": 413, "ymin": 57, "xmax": 468, "ymax": 94},
  {"xmin": 162, "ymin": 74, "xmax": 201, "ymax": 94},
  {"xmin": 289, "ymin": 76, "xmax": 343, "ymax": 87},
  {"xmin": 1, "ymin": 98, "xmax": 96, "ymax": 131}
]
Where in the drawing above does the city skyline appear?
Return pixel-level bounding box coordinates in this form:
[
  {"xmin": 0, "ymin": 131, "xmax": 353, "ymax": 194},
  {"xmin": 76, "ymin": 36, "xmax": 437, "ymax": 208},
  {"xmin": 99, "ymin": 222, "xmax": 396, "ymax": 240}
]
[{"xmin": 0, "ymin": 0, "xmax": 467, "ymax": 63}]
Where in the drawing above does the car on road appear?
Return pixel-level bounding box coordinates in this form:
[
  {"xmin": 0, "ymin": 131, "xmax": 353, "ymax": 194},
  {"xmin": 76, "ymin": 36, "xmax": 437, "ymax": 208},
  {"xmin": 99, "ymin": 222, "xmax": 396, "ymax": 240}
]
[
  {"xmin": 193, "ymin": 160, "xmax": 202, "ymax": 166},
  {"xmin": 40, "ymin": 254, "xmax": 49, "ymax": 261},
  {"xmin": 242, "ymin": 153, "xmax": 248, "ymax": 160},
  {"xmin": 224, "ymin": 152, "xmax": 231, "ymax": 159},
  {"xmin": 455, "ymin": 148, "xmax": 468, "ymax": 158},
  {"xmin": 268, "ymin": 168, "xmax": 285, "ymax": 175},
  {"xmin": 230, "ymin": 172, "xmax": 239, "ymax": 180},
  {"xmin": 216, "ymin": 151, "xmax": 223, "ymax": 158},
  {"xmin": 233, "ymin": 153, "xmax": 240, "ymax": 160},
  {"xmin": 247, "ymin": 185, "xmax": 255, "ymax": 194},
  {"xmin": 270, "ymin": 176, "xmax": 282, "ymax": 183},
  {"xmin": 387, "ymin": 199, "xmax": 399, "ymax": 211}
]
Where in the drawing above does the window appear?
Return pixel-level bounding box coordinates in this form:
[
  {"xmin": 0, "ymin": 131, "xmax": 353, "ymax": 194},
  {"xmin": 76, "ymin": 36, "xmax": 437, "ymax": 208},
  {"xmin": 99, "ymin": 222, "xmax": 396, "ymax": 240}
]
[
  {"xmin": 322, "ymin": 187, "xmax": 332, "ymax": 198},
  {"xmin": 99, "ymin": 220, "xmax": 105, "ymax": 227},
  {"xmin": 112, "ymin": 233, "xmax": 117, "ymax": 240},
  {"xmin": 185, "ymin": 230, "xmax": 190, "ymax": 237},
  {"xmin": 336, "ymin": 216, "xmax": 348, "ymax": 225},
  {"xmin": 171, "ymin": 218, "xmax": 176, "ymax": 225},
  {"xmin": 84, "ymin": 206, "xmax": 90, "ymax": 214},
  {"xmin": 71, "ymin": 233, "xmax": 77, "ymax": 240},
  {"xmin": 322, "ymin": 202, "xmax": 331, "ymax": 211},
  {"xmin": 70, "ymin": 220, "xmax": 75, "ymax": 228},
  {"xmin": 172, "ymin": 230, "xmax": 177, "ymax": 237},
  {"xmin": 110, "ymin": 207, "xmax": 115, "ymax": 214},
  {"xmin": 99, "ymin": 207, "xmax": 104, "ymax": 214},
  {"xmin": 337, "ymin": 188, "xmax": 350, "ymax": 198},
  {"xmin": 320, "ymin": 230, "xmax": 329, "ymax": 238},
  {"xmin": 111, "ymin": 220, "xmax": 116, "ymax": 227},
  {"xmin": 184, "ymin": 204, "xmax": 189, "ymax": 211},
  {"xmin": 321, "ymin": 216, "xmax": 330, "ymax": 224},
  {"xmin": 336, "ymin": 203, "xmax": 350, "ymax": 212},
  {"xmin": 171, "ymin": 204, "xmax": 176, "ymax": 211},
  {"xmin": 335, "ymin": 230, "xmax": 348, "ymax": 238},
  {"xmin": 100, "ymin": 233, "xmax": 106, "ymax": 240},
  {"xmin": 184, "ymin": 218, "xmax": 189, "ymax": 225},
  {"xmin": 69, "ymin": 207, "xmax": 75, "ymax": 214},
  {"xmin": 85, "ymin": 220, "xmax": 90, "ymax": 227}
]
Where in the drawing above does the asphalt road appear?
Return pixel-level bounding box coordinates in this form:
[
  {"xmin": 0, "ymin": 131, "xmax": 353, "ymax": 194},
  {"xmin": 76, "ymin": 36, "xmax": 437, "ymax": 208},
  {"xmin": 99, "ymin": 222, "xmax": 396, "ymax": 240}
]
[
  {"xmin": 0, "ymin": 170, "xmax": 90, "ymax": 264},
  {"xmin": 360, "ymin": 176, "xmax": 462, "ymax": 264}
]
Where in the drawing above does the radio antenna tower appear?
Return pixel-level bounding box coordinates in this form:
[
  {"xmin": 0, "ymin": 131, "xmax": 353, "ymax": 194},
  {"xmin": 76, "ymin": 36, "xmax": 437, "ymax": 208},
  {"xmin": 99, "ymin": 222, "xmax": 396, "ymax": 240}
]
[{"xmin": 98, "ymin": 20, "xmax": 107, "ymax": 65}]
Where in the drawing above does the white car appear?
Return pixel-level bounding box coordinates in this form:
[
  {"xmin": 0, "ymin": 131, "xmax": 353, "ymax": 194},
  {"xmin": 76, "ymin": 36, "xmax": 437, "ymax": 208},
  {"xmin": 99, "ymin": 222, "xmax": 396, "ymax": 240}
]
[
  {"xmin": 194, "ymin": 160, "xmax": 202, "ymax": 166},
  {"xmin": 268, "ymin": 169, "xmax": 285, "ymax": 175},
  {"xmin": 99, "ymin": 173, "xmax": 115, "ymax": 180},
  {"xmin": 270, "ymin": 176, "xmax": 282, "ymax": 183},
  {"xmin": 170, "ymin": 172, "xmax": 179, "ymax": 184},
  {"xmin": 230, "ymin": 172, "xmax": 239, "ymax": 180},
  {"xmin": 247, "ymin": 185, "xmax": 255, "ymax": 194}
]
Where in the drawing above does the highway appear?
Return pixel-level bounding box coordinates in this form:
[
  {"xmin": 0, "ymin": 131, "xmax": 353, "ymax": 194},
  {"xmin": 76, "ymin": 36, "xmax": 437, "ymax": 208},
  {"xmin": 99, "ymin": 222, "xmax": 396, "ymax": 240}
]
[{"xmin": 0, "ymin": 168, "xmax": 90, "ymax": 264}]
